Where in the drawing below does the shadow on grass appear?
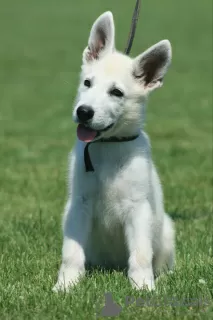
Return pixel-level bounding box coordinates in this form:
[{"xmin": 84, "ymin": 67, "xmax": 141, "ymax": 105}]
[
  {"xmin": 169, "ymin": 210, "xmax": 191, "ymax": 221},
  {"xmin": 169, "ymin": 210, "xmax": 208, "ymax": 221},
  {"xmin": 85, "ymin": 263, "xmax": 128, "ymax": 276}
]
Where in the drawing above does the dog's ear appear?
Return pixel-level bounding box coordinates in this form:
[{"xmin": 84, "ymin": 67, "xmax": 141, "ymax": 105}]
[
  {"xmin": 133, "ymin": 40, "xmax": 172, "ymax": 92},
  {"xmin": 83, "ymin": 11, "xmax": 115, "ymax": 63}
]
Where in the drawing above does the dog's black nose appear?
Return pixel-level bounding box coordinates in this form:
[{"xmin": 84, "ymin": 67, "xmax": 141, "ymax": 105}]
[{"xmin": 77, "ymin": 105, "xmax": 94, "ymax": 122}]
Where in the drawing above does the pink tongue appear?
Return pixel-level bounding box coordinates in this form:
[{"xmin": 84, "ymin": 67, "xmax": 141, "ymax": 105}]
[{"xmin": 77, "ymin": 124, "xmax": 97, "ymax": 142}]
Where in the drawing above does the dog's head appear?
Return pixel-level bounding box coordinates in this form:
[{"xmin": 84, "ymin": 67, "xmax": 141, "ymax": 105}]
[{"xmin": 73, "ymin": 12, "xmax": 172, "ymax": 142}]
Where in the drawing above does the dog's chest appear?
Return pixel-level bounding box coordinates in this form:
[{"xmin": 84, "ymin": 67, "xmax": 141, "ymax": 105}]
[
  {"xmin": 90, "ymin": 160, "xmax": 146, "ymax": 226},
  {"xmin": 75, "ymin": 139, "xmax": 149, "ymax": 223},
  {"xmin": 91, "ymin": 167, "xmax": 126, "ymax": 222},
  {"xmin": 83, "ymin": 165, "xmax": 130, "ymax": 266}
]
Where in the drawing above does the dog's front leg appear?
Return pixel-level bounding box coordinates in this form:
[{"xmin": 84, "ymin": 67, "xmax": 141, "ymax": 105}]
[
  {"xmin": 53, "ymin": 198, "xmax": 91, "ymax": 292},
  {"xmin": 125, "ymin": 201, "xmax": 155, "ymax": 291}
]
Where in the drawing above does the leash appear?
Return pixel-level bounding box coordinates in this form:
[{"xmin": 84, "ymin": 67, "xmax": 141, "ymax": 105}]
[
  {"xmin": 84, "ymin": 1, "xmax": 141, "ymax": 172},
  {"xmin": 125, "ymin": 0, "xmax": 141, "ymax": 55}
]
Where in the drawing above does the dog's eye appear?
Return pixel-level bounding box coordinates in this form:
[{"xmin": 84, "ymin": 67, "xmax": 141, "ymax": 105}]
[
  {"xmin": 84, "ymin": 79, "xmax": 91, "ymax": 88},
  {"xmin": 109, "ymin": 88, "xmax": 124, "ymax": 98}
]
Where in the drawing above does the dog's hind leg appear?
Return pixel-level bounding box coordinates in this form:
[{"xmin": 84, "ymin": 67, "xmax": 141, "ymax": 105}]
[{"xmin": 153, "ymin": 213, "xmax": 175, "ymax": 276}]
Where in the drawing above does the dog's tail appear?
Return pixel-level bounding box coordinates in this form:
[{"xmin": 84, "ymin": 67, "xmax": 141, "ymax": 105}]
[{"xmin": 124, "ymin": 0, "xmax": 141, "ymax": 55}]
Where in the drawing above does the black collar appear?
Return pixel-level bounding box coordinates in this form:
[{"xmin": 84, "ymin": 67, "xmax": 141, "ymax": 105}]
[{"xmin": 84, "ymin": 135, "xmax": 139, "ymax": 172}]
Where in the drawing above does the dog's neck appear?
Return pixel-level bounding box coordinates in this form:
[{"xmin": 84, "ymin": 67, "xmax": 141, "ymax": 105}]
[
  {"xmin": 84, "ymin": 133, "xmax": 140, "ymax": 172},
  {"xmin": 102, "ymin": 121, "xmax": 142, "ymax": 139}
]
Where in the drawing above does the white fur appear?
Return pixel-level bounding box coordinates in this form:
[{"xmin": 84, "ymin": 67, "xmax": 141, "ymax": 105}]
[{"xmin": 53, "ymin": 11, "xmax": 175, "ymax": 292}]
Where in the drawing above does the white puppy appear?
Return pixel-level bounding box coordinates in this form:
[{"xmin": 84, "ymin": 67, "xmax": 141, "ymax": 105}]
[{"xmin": 53, "ymin": 11, "xmax": 175, "ymax": 292}]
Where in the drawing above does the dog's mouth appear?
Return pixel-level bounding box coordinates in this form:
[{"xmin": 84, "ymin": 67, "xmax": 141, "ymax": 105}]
[{"xmin": 77, "ymin": 123, "xmax": 114, "ymax": 142}]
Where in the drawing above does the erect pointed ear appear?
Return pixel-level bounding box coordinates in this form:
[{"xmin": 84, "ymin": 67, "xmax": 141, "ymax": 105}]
[
  {"xmin": 83, "ymin": 11, "xmax": 115, "ymax": 63},
  {"xmin": 133, "ymin": 40, "xmax": 172, "ymax": 91}
]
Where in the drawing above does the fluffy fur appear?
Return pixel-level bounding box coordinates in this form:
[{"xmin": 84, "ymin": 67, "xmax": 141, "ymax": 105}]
[{"xmin": 53, "ymin": 11, "xmax": 175, "ymax": 292}]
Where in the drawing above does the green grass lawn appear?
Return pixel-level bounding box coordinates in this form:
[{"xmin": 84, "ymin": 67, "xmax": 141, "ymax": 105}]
[{"xmin": 0, "ymin": 0, "xmax": 212, "ymax": 319}]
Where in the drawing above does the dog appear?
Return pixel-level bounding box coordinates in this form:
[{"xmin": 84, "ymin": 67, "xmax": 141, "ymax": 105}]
[{"xmin": 53, "ymin": 11, "xmax": 175, "ymax": 292}]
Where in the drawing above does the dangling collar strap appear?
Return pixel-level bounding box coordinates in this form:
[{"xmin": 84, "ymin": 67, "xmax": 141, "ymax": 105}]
[{"xmin": 84, "ymin": 135, "xmax": 139, "ymax": 172}]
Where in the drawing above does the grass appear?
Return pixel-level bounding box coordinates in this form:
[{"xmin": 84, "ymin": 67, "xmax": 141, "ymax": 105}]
[{"xmin": 0, "ymin": 0, "xmax": 212, "ymax": 319}]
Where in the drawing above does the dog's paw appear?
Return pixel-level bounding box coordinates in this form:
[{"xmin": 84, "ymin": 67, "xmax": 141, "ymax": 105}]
[
  {"xmin": 52, "ymin": 281, "xmax": 70, "ymax": 293},
  {"xmin": 52, "ymin": 267, "xmax": 84, "ymax": 293},
  {"xmin": 130, "ymin": 277, "xmax": 155, "ymax": 291},
  {"xmin": 129, "ymin": 270, "xmax": 155, "ymax": 291}
]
